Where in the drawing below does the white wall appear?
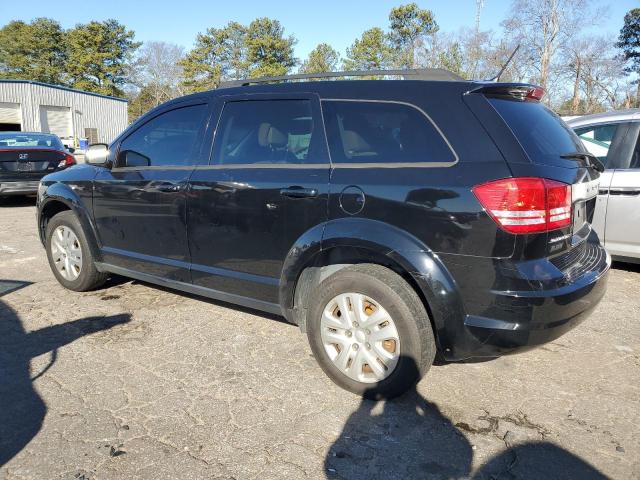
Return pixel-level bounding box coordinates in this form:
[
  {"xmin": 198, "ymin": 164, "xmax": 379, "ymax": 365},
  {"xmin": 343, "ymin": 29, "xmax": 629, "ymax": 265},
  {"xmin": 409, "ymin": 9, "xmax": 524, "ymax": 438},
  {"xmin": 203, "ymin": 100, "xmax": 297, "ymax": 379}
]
[{"xmin": 0, "ymin": 81, "xmax": 128, "ymax": 143}]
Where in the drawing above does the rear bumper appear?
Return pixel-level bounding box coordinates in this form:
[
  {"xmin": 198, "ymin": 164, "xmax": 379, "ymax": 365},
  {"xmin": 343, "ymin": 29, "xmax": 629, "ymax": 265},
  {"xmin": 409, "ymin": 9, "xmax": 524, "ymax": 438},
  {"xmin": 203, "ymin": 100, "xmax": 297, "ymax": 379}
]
[
  {"xmin": 0, "ymin": 180, "xmax": 40, "ymax": 196},
  {"xmin": 436, "ymin": 239, "xmax": 610, "ymax": 360}
]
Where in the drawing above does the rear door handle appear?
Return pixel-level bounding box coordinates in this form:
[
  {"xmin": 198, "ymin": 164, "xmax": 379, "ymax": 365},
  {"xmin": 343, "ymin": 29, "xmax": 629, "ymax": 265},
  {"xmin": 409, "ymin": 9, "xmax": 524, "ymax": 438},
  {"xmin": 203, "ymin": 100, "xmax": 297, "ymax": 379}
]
[{"xmin": 280, "ymin": 186, "xmax": 318, "ymax": 198}]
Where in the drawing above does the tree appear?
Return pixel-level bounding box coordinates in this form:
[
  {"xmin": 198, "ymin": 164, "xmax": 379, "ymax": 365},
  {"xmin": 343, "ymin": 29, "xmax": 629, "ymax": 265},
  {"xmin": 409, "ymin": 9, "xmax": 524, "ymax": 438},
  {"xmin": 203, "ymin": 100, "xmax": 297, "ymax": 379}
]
[
  {"xmin": 65, "ymin": 19, "xmax": 140, "ymax": 97},
  {"xmin": 617, "ymin": 8, "xmax": 640, "ymax": 106},
  {"xmin": 502, "ymin": 0, "xmax": 600, "ymax": 93},
  {"xmin": 127, "ymin": 86, "xmax": 157, "ymax": 122},
  {"xmin": 180, "ymin": 22, "xmax": 249, "ymax": 92},
  {"xmin": 343, "ymin": 28, "xmax": 394, "ymax": 71},
  {"xmin": 245, "ymin": 18, "xmax": 297, "ymax": 78},
  {"xmin": 180, "ymin": 18, "xmax": 296, "ymax": 92},
  {"xmin": 131, "ymin": 41, "xmax": 185, "ymax": 107},
  {"xmin": 388, "ymin": 3, "xmax": 439, "ymax": 68},
  {"xmin": 437, "ymin": 41, "xmax": 465, "ymax": 77},
  {"xmin": 0, "ymin": 18, "xmax": 66, "ymax": 84},
  {"xmin": 299, "ymin": 43, "xmax": 340, "ymax": 74}
]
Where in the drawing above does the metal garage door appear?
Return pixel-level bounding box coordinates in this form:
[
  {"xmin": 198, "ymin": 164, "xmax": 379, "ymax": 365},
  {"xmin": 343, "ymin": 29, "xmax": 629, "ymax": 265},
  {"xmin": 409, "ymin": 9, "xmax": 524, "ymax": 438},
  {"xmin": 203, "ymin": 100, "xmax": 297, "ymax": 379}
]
[
  {"xmin": 0, "ymin": 102, "xmax": 22, "ymax": 130},
  {"xmin": 39, "ymin": 105, "xmax": 72, "ymax": 138}
]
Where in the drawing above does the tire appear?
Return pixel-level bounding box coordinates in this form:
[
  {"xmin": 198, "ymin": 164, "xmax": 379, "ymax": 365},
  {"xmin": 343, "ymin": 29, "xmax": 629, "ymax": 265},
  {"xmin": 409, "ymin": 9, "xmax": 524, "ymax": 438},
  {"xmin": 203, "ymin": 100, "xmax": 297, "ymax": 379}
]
[
  {"xmin": 45, "ymin": 210, "xmax": 107, "ymax": 291},
  {"xmin": 306, "ymin": 264, "xmax": 436, "ymax": 399}
]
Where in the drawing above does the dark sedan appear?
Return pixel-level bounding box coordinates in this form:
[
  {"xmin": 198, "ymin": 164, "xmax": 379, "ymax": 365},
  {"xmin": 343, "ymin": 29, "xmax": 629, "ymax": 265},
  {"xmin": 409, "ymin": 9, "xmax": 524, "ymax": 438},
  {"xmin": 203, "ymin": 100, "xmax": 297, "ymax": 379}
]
[{"xmin": 0, "ymin": 132, "xmax": 76, "ymax": 197}]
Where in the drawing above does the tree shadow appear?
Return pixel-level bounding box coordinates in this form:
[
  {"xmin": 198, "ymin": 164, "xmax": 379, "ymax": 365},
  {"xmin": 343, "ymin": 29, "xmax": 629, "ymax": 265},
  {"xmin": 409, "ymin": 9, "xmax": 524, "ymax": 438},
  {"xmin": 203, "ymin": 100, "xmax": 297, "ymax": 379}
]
[
  {"xmin": 325, "ymin": 356, "xmax": 606, "ymax": 480},
  {"xmin": 0, "ymin": 297, "xmax": 131, "ymax": 467}
]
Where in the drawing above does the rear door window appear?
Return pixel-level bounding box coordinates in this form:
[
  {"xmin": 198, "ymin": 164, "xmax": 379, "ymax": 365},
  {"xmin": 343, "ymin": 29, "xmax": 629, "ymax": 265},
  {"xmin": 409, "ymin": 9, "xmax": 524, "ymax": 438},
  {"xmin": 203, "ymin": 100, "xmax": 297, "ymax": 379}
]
[
  {"xmin": 213, "ymin": 99, "xmax": 320, "ymax": 165},
  {"xmin": 321, "ymin": 100, "xmax": 457, "ymax": 165},
  {"xmin": 488, "ymin": 98, "xmax": 585, "ymax": 164}
]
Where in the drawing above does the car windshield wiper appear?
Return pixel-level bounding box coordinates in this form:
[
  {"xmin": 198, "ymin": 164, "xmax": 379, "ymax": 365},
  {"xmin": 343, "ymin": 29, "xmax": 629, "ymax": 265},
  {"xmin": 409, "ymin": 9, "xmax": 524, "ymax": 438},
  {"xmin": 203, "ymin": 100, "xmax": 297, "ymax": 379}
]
[{"xmin": 560, "ymin": 151, "xmax": 605, "ymax": 172}]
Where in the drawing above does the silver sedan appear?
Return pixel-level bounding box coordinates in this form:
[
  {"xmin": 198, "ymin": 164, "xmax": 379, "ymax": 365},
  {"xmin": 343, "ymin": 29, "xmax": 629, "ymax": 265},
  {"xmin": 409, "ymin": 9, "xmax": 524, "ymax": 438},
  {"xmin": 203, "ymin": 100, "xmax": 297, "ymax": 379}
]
[{"xmin": 567, "ymin": 109, "xmax": 640, "ymax": 262}]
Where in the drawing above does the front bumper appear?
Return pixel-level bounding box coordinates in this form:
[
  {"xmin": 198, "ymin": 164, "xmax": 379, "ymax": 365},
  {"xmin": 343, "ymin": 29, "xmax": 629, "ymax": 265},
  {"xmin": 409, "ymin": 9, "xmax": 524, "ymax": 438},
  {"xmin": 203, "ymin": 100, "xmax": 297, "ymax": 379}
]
[
  {"xmin": 0, "ymin": 180, "xmax": 40, "ymax": 196},
  {"xmin": 439, "ymin": 239, "xmax": 611, "ymax": 360}
]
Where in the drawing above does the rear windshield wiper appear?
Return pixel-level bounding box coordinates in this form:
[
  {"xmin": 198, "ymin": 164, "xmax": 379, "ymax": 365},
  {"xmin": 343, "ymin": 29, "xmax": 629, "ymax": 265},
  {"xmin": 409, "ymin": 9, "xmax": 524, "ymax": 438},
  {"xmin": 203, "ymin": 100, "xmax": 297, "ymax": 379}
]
[{"xmin": 560, "ymin": 152, "xmax": 605, "ymax": 172}]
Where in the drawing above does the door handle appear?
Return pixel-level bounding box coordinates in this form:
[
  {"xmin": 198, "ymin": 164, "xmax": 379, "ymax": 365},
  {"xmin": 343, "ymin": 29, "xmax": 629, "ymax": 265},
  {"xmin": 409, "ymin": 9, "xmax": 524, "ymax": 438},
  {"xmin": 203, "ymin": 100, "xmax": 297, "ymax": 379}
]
[
  {"xmin": 280, "ymin": 186, "xmax": 318, "ymax": 198},
  {"xmin": 155, "ymin": 182, "xmax": 183, "ymax": 193},
  {"xmin": 609, "ymin": 187, "xmax": 640, "ymax": 196}
]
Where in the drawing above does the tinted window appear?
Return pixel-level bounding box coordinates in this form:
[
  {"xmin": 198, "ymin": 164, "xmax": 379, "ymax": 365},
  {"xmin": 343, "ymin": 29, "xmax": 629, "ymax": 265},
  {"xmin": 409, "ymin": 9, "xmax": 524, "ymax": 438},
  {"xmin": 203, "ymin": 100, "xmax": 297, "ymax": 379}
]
[
  {"xmin": 488, "ymin": 98, "xmax": 585, "ymax": 164},
  {"xmin": 631, "ymin": 130, "xmax": 640, "ymax": 169},
  {"xmin": 119, "ymin": 104, "xmax": 207, "ymax": 167},
  {"xmin": 214, "ymin": 100, "xmax": 315, "ymax": 165},
  {"xmin": 574, "ymin": 123, "xmax": 620, "ymax": 166},
  {"xmin": 321, "ymin": 101, "xmax": 455, "ymax": 164},
  {"xmin": 0, "ymin": 133, "xmax": 63, "ymax": 150}
]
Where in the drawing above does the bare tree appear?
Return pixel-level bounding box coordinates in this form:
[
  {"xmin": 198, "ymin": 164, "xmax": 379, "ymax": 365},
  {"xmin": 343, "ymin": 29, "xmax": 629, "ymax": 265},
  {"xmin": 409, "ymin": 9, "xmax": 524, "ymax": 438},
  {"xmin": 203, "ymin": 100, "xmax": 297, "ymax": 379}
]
[
  {"xmin": 502, "ymin": 0, "xmax": 603, "ymax": 96},
  {"xmin": 132, "ymin": 41, "xmax": 185, "ymax": 106}
]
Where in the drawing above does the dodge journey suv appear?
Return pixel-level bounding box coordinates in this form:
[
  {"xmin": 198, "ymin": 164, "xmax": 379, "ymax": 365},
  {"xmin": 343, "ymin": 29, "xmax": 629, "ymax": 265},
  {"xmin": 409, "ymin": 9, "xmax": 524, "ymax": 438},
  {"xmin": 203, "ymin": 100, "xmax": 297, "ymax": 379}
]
[{"xmin": 37, "ymin": 69, "xmax": 610, "ymax": 398}]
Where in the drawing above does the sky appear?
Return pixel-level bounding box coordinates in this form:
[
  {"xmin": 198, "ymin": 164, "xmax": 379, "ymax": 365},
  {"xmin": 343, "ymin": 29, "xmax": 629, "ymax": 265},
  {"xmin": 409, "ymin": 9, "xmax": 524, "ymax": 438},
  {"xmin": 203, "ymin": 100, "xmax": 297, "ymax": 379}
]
[{"xmin": 1, "ymin": 0, "xmax": 636, "ymax": 60}]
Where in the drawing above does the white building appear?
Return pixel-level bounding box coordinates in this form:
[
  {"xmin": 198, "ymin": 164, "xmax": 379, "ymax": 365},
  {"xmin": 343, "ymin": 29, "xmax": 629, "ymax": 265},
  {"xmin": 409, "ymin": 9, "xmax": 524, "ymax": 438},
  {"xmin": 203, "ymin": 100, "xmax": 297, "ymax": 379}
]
[{"xmin": 0, "ymin": 80, "xmax": 128, "ymax": 145}]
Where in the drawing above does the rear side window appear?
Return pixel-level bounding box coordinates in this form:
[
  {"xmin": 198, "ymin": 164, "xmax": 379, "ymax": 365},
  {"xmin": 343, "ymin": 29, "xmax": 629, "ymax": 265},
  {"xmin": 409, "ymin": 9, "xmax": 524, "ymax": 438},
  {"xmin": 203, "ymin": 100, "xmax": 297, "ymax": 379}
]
[
  {"xmin": 214, "ymin": 100, "xmax": 317, "ymax": 165},
  {"xmin": 119, "ymin": 104, "xmax": 208, "ymax": 167},
  {"xmin": 321, "ymin": 100, "xmax": 456, "ymax": 165},
  {"xmin": 488, "ymin": 98, "xmax": 585, "ymax": 164},
  {"xmin": 573, "ymin": 123, "xmax": 620, "ymax": 166}
]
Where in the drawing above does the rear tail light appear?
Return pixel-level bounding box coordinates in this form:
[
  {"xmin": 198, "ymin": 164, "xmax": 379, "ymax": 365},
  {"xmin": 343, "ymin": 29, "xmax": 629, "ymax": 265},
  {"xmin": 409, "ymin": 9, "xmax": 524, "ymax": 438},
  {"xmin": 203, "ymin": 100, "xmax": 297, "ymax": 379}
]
[
  {"xmin": 473, "ymin": 177, "xmax": 571, "ymax": 234},
  {"xmin": 58, "ymin": 153, "xmax": 76, "ymax": 168}
]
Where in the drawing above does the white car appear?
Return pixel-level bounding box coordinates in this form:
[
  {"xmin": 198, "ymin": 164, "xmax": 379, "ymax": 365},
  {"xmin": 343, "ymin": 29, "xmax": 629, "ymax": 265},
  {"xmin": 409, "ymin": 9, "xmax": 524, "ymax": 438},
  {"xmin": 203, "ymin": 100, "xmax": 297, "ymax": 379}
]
[{"xmin": 567, "ymin": 109, "xmax": 640, "ymax": 262}]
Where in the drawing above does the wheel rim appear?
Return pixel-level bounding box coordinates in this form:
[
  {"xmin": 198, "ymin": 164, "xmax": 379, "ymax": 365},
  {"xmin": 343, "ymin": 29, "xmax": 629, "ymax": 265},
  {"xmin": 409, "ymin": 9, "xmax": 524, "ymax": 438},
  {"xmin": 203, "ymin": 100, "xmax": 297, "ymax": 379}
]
[
  {"xmin": 50, "ymin": 225, "xmax": 83, "ymax": 281},
  {"xmin": 320, "ymin": 292, "xmax": 400, "ymax": 384}
]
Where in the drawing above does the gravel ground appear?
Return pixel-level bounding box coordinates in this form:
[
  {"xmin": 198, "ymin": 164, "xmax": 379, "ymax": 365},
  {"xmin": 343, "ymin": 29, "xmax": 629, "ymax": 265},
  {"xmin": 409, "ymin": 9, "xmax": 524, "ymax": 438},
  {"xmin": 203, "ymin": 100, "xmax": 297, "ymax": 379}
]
[{"xmin": 0, "ymin": 197, "xmax": 638, "ymax": 480}]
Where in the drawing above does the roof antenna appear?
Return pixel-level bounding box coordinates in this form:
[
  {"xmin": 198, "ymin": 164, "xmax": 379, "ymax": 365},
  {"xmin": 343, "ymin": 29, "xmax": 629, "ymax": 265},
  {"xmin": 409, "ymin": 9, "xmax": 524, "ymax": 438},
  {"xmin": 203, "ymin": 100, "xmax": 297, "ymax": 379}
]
[{"xmin": 489, "ymin": 44, "xmax": 520, "ymax": 82}]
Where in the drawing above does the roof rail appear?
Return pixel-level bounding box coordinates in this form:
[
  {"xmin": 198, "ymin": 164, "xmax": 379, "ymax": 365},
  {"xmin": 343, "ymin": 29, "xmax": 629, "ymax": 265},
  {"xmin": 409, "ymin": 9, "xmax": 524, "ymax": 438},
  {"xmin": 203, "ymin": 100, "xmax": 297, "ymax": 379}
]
[{"xmin": 219, "ymin": 68, "xmax": 463, "ymax": 88}]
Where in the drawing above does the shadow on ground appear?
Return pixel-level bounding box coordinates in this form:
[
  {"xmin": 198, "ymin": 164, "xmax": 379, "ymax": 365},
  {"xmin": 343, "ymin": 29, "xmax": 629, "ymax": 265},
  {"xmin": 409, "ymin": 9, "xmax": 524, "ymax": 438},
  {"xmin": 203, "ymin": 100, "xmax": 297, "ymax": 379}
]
[
  {"xmin": 612, "ymin": 260, "xmax": 640, "ymax": 273},
  {"xmin": 326, "ymin": 357, "xmax": 606, "ymax": 480},
  {"xmin": 0, "ymin": 196, "xmax": 37, "ymax": 208},
  {"xmin": 0, "ymin": 292, "xmax": 130, "ymax": 467}
]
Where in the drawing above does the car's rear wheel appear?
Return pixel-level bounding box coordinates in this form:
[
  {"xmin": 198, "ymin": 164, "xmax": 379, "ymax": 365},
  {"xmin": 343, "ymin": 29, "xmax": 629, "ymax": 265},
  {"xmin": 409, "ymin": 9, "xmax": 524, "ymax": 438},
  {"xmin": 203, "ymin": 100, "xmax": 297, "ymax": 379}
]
[
  {"xmin": 45, "ymin": 210, "xmax": 107, "ymax": 291},
  {"xmin": 306, "ymin": 264, "xmax": 436, "ymax": 399}
]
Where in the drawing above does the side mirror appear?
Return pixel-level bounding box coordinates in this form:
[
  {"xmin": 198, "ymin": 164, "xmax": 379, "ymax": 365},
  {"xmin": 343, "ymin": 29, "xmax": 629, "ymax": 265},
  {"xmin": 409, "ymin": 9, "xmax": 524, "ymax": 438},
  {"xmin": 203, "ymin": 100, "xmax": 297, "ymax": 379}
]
[
  {"xmin": 85, "ymin": 143, "xmax": 110, "ymax": 167},
  {"xmin": 67, "ymin": 147, "xmax": 76, "ymax": 154}
]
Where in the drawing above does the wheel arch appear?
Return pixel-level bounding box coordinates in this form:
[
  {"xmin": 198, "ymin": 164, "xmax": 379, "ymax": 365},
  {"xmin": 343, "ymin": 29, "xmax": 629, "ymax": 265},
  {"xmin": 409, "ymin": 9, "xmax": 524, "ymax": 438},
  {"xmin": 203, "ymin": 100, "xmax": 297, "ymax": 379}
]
[
  {"xmin": 38, "ymin": 183, "xmax": 102, "ymax": 262},
  {"xmin": 279, "ymin": 218, "xmax": 465, "ymax": 354}
]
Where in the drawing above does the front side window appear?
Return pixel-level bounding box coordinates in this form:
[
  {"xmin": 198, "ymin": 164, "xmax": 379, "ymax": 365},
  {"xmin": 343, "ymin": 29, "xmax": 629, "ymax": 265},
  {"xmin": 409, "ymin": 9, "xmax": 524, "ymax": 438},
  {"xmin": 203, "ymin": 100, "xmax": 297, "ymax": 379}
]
[
  {"xmin": 119, "ymin": 104, "xmax": 208, "ymax": 167},
  {"xmin": 214, "ymin": 100, "xmax": 316, "ymax": 165},
  {"xmin": 321, "ymin": 100, "xmax": 456, "ymax": 165},
  {"xmin": 574, "ymin": 123, "xmax": 621, "ymax": 166}
]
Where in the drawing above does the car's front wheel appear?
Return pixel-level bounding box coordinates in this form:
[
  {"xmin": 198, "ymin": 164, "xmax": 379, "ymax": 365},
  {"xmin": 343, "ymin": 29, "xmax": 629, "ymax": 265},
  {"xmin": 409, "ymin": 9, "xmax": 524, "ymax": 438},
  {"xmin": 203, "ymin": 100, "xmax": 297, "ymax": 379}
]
[
  {"xmin": 45, "ymin": 210, "xmax": 107, "ymax": 291},
  {"xmin": 306, "ymin": 264, "xmax": 436, "ymax": 399}
]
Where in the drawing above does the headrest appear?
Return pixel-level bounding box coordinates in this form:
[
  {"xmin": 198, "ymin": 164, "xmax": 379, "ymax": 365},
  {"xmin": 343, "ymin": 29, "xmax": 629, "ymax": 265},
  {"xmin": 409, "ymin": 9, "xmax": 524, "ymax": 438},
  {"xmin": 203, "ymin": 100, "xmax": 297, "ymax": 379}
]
[
  {"xmin": 258, "ymin": 123, "xmax": 287, "ymax": 147},
  {"xmin": 37, "ymin": 140, "xmax": 48, "ymax": 146},
  {"xmin": 342, "ymin": 130, "xmax": 372, "ymax": 156}
]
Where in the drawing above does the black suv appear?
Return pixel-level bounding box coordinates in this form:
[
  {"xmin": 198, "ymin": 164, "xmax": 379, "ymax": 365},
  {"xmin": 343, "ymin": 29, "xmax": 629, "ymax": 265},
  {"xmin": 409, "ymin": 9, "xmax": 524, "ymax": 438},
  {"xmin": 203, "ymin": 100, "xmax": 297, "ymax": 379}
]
[{"xmin": 37, "ymin": 69, "xmax": 610, "ymax": 398}]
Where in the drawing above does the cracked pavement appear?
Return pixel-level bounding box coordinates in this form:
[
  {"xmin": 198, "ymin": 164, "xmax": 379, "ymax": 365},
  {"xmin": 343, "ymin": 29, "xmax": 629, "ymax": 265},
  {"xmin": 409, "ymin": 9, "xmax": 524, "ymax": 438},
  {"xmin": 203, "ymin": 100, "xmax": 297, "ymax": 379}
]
[{"xmin": 0, "ymin": 198, "xmax": 638, "ymax": 479}]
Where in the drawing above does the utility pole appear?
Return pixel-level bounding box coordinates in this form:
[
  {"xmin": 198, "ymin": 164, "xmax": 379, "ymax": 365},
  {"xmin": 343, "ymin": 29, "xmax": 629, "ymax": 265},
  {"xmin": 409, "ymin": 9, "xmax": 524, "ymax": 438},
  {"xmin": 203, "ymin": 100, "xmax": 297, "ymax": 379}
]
[{"xmin": 475, "ymin": 0, "xmax": 485, "ymax": 35}]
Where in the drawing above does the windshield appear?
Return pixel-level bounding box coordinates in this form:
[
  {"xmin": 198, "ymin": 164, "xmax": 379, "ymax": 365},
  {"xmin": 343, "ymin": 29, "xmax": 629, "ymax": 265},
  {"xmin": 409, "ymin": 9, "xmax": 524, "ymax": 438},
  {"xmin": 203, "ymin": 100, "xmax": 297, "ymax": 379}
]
[
  {"xmin": 0, "ymin": 133, "xmax": 64, "ymax": 150},
  {"xmin": 488, "ymin": 98, "xmax": 586, "ymax": 164}
]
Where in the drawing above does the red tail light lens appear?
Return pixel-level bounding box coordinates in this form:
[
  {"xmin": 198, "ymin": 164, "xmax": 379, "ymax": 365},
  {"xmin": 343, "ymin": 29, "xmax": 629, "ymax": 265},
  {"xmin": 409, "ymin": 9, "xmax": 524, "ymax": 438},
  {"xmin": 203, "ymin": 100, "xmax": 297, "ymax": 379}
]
[
  {"xmin": 473, "ymin": 177, "xmax": 571, "ymax": 234},
  {"xmin": 58, "ymin": 153, "xmax": 76, "ymax": 168},
  {"xmin": 526, "ymin": 87, "xmax": 545, "ymax": 101}
]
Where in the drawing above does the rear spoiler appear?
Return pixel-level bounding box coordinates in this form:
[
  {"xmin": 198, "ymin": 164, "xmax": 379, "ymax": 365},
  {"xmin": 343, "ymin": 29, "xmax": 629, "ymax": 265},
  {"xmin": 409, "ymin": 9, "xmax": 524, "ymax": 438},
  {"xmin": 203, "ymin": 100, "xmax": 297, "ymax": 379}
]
[{"xmin": 468, "ymin": 83, "xmax": 545, "ymax": 102}]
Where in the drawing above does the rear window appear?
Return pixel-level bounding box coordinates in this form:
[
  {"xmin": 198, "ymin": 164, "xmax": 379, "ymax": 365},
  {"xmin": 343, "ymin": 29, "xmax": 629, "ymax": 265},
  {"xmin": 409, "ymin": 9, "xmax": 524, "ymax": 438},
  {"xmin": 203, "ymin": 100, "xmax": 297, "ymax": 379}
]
[
  {"xmin": 0, "ymin": 133, "xmax": 63, "ymax": 150},
  {"xmin": 488, "ymin": 98, "xmax": 585, "ymax": 163},
  {"xmin": 321, "ymin": 100, "xmax": 456, "ymax": 165}
]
